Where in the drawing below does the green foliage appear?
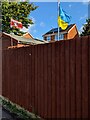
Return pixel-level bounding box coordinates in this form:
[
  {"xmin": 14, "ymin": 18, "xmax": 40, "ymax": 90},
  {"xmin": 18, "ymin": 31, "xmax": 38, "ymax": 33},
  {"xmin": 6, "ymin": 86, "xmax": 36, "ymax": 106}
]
[
  {"xmin": 0, "ymin": 96, "xmax": 41, "ymax": 119},
  {"xmin": 80, "ymin": 19, "xmax": 90, "ymax": 36},
  {"xmin": 2, "ymin": 0, "xmax": 38, "ymax": 35}
]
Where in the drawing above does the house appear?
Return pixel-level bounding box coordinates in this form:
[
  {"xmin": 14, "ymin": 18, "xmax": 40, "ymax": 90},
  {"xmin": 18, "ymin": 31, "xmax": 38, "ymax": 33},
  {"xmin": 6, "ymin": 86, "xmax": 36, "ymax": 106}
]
[
  {"xmin": 1, "ymin": 32, "xmax": 48, "ymax": 49},
  {"xmin": 9, "ymin": 33, "xmax": 48, "ymax": 45},
  {"xmin": 42, "ymin": 24, "xmax": 79, "ymax": 41}
]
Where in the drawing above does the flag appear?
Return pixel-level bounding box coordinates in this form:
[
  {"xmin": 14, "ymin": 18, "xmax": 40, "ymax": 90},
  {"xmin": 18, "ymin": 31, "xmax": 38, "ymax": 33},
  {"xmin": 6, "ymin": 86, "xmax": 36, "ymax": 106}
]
[
  {"xmin": 58, "ymin": 4, "xmax": 71, "ymax": 30},
  {"xmin": 10, "ymin": 19, "xmax": 23, "ymax": 29}
]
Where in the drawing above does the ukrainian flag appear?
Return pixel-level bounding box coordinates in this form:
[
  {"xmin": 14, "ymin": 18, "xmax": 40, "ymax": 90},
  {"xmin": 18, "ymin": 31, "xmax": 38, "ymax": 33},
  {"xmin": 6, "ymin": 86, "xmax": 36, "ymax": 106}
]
[{"xmin": 58, "ymin": 4, "xmax": 71, "ymax": 30}]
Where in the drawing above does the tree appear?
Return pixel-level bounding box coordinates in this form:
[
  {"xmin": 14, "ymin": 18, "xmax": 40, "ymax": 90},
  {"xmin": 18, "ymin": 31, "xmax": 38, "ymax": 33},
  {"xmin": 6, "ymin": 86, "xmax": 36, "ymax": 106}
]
[
  {"xmin": 80, "ymin": 19, "xmax": 90, "ymax": 36},
  {"xmin": 2, "ymin": 0, "xmax": 37, "ymax": 35}
]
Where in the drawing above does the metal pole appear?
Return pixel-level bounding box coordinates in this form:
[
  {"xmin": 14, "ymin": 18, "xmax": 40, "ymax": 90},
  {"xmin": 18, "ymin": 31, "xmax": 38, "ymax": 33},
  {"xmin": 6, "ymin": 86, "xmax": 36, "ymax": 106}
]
[{"xmin": 58, "ymin": 0, "xmax": 60, "ymax": 41}]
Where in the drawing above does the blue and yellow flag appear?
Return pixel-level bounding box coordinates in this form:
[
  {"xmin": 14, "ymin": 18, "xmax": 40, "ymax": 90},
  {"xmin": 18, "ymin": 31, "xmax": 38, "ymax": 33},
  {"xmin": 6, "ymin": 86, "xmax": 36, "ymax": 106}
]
[{"xmin": 58, "ymin": 5, "xmax": 71, "ymax": 30}]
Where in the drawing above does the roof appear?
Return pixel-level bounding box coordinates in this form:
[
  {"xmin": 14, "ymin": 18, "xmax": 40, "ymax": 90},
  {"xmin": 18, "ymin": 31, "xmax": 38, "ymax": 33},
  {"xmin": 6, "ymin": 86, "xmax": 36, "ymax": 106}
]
[
  {"xmin": 23, "ymin": 32, "xmax": 34, "ymax": 39},
  {"xmin": 43, "ymin": 24, "xmax": 75, "ymax": 36},
  {"xmin": 3, "ymin": 32, "xmax": 49, "ymax": 45}
]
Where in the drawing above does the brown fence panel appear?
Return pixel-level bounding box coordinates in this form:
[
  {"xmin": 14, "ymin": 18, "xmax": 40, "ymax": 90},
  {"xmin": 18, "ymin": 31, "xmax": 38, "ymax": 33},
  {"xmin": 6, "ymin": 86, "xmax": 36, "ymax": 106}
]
[
  {"xmin": 89, "ymin": 36, "xmax": 90, "ymax": 119},
  {"xmin": 70, "ymin": 39, "xmax": 76, "ymax": 118},
  {"xmin": 60, "ymin": 41, "xmax": 66, "ymax": 118},
  {"xmin": 81, "ymin": 36, "xmax": 89, "ymax": 118},
  {"xmin": 2, "ymin": 36, "xmax": 90, "ymax": 119},
  {"xmin": 51, "ymin": 43, "xmax": 56, "ymax": 118},
  {"xmin": 43, "ymin": 44, "xmax": 48, "ymax": 118},
  {"xmin": 55, "ymin": 41, "xmax": 61, "ymax": 118},
  {"xmin": 76, "ymin": 37, "xmax": 82, "ymax": 118},
  {"xmin": 40, "ymin": 44, "xmax": 44, "ymax": 117},
  {"xmin": 34, "ymin": 45, "xmax": 38, "ymax": 114},
  {"xmin": 65, "ymin": 40, "xmax": 70, "ymax": 118},
  {"xmin": 47, "ymin": 43, "xmax": 52, "ymax": 118}
]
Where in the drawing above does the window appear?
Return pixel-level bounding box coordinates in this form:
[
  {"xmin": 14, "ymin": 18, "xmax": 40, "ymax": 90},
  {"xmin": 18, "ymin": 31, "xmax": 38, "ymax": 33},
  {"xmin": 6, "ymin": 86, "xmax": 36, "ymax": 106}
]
[
  {"xmin": 60, "ymin": 34, "xmax": 64, "ymax": 40},
  {"xmin": 55, "ymin": 35, "xmax": 58, "ymax": 41},
  {"xmin": 46, "ymin": 36, "xmax": 51, "ymax": 41},
  {"xmin": 55, "ymin": 34, "xmax": 64, "ymax": 41}
]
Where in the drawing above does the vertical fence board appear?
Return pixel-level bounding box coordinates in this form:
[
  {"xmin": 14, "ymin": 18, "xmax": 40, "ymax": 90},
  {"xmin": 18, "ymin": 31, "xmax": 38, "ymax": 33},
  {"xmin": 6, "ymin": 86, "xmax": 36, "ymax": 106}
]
[
  {"xmin": 6, "ymin": 50, "xmax": 9, "ymax": 99},
  {"xmin": 14, "ymin": 49, "xmax": 18, "ymax": 103},
  {"xmin": 24, "ymin": 48, "xmax": 29, "ymax": 110},
  {"xmin": 31, "ymin": 46, "xmax": 35, "ymax": 112},
  {"xmin": 40, "ymin": 44, "xmax": 44, "ymax": 117},
  {"xmin": 16, "ymin": 48, "xmax": 21, "ymax": 106},
  {"xmin": 65, "ymin": 40, "xmax": 70, "ymax": 118},
  {"xmin": 55, "ymin": 42, "xmax": 61, "ymax": 118},
  {"xmin": 76, "ymin": 37, "xmax": 82, "ymax": 118},
  {"xmin": 37, "ymin": 45, "xmax": 42, "ymax": 115},
  {"xmin": 22, "ymin": 48, "xmax": 27, "ymax": 108},
  {"xmin": 89, "ymin": 36, "xmax": 90, "ymax": 119},
  {"xmin": 18, "ymin": 48, "xmax": 23, "ymax": 106},
  {"xmin": 21, "ymin": 48, "xmax": 26, "ymax": 108},
  {"xmin": 43, "ymin": 44, "xmax": 48, "ymax": 118},
  {"xmin": 51, "ymin": 43, "xmax": 56, "ymax": 118},
  {"xmin": 29, "ymin": 46, "xmax": 33, "ymax": 111},
  {"xmin": 25, "ymin": 48, "xmax": 31, "ymax": 111},
  {"xmin": 34, "ymin": 45, "xmax": 38, "ymax": 114},
  {"xmin": 47, "ymin": 43, "xmax": 52, "ymax": 118},
  {"xmin": 60, "ymin": 41, "xmax": 66, "ymax": 118},
  {"xmin": 16, "ymin": 49, "xmax": 19, "ymax": 106},
  {"xmin": 70, "ymin": 39, "xmax": 76, "ymax": 118},
  {"xmin": 81, "ymin": 36, "xmax": 89, "ymax": 118},
  {"xmin": 9, "ymin": 49, "xmax": 15, "ymax": 102},
  {"xmin": 2, "ymin": 50, "xmax": 6, "ymax": 96}
]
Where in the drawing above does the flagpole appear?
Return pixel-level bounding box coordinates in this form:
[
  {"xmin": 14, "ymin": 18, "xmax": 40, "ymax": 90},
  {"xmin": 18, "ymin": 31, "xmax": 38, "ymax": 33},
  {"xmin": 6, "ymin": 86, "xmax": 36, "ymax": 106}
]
[{"xmin": 58, "ymin": 0, "xmax": 60, "ymax": 41}]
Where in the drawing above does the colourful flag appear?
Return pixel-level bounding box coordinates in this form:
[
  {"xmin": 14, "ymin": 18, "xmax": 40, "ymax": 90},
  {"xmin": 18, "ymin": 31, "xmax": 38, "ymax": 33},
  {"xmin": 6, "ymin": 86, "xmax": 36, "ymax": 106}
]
[
  {"xmin": 10, "ymin": 19, "xmax": 23, "ymax": 29},
  {"xmin": 58, "ymin": 4, "xmax": 71, "ymax": 30}
]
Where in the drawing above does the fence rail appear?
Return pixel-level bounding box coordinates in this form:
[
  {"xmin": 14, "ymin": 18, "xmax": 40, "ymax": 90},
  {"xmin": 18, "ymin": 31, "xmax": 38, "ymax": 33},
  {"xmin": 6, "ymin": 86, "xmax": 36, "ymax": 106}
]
[{"xmin": 2, "ymin": 36, "xmax": 90, "ymax": 119}]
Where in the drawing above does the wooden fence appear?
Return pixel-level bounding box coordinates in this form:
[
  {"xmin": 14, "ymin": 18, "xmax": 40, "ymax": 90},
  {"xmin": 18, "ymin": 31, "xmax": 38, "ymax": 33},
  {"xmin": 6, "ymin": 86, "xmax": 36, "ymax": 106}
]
[{"xmin": 2, "ymin": 36, "xmax": 90, "ymax": 119}]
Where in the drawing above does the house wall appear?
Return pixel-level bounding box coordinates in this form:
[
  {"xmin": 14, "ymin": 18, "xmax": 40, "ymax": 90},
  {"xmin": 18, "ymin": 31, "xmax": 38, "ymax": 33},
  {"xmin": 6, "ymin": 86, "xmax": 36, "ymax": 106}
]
[
  {"xmin": 2, "ymin": 33, "xmax": 18, "ymax": 49},
  {"xmin": 44, "ymin": 35, "xmax": 55, "ymax": 41},
  {"xmin": 44, "ymin": 36, "xmax": 47, "ymax": 41},
  {"xmin": 51, "ymin": 35, "xmax": 55, "ymax": 41},
  {"xmin": 64, "ymin": 34, "xmax": 67, "ymax": 40},
  {"xmin": 67, "ymin": 25, "xmax": 79, "ymax": 40},
  {"xmin": 2, "ymin": 37, "xmax": 11, "ymax": 49},
  {"xmin": 44, "ymin": 34, "xmax": 67, "ymax": 41}
]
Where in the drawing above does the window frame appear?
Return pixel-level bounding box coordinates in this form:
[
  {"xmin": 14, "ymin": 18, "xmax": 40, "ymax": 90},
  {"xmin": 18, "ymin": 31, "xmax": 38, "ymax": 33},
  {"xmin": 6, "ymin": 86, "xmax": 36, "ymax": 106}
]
[
  {"xmin": 46, "ymin": 36, "xmax": 51, "ymax": 41},
  {"xmin": 55, "ymin": 34, "xmax": 64, "ymax": 41}
]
